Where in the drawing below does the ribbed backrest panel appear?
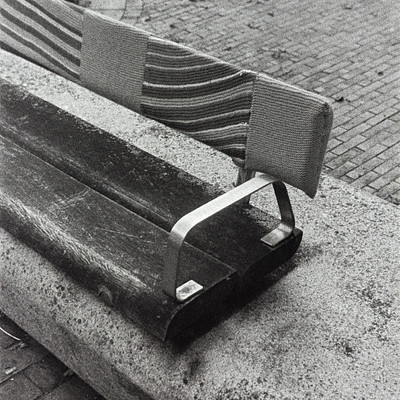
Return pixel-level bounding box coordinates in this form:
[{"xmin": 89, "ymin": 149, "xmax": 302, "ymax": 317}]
[
  {"xmin": 1, "ymin": 0, "xmax": 82, "ymax": 82},
  {"xmin": 141, "ymin": 37, "xmax": 256, "ymax": 160}
]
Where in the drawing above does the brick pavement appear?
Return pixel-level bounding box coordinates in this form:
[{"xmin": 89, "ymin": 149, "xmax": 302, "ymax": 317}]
[{"xmin": 1, "ymin": 1, "xmax": 399, "ymax": 399}]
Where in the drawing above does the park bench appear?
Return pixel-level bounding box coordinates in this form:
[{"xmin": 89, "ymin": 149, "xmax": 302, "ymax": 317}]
[{"xmin": 0, "ymin": 0, "xmax": 333, "ymax": 340}]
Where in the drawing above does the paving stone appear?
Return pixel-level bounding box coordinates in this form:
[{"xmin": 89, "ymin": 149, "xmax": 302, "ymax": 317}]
[
  {"xmin": 0, "ymin": 373, "xmax": 42, "ymax": 400},
  {"xmin": 357, "ymin": 130, "xmax": 393, "ymax": 151},
  {"xmin": 0, "ymin": 336, "xmax": 46, "ymax": 384},
  {"xmin": 338, "ymin": 174, "xmax": 354, "ymax": 184},
  {"xmin": 376, "ymin": 181, "xmax": 400, "ymax": 204},
  {"xmin": 369, "ymin": 98, "xmax": 398, "ymax": 114},
  {"xmin": 0, "ymin": 315, "xmax": 104, "ymax": 400},
  {"xmin": 98, "ymin": 10, "xmax": 125, "ymax": 19},
  {"xmin": 0, "ymin": 312, "xmax": 27, "ymax": 348},
  {"xmin": 325, "ymin": 148, "xmax": 363, "ymax": 170},
  {"xmin": 381, "ymin": 133, "xmax": 400, "ymax": 147},
  {"xmin": 332, "ymin": 113, "xmax": 353, "ymax": 129},
  {"xmin": 0, "ymin": 330, "xmax": 15, "ymax": 350},
  {"xmin": 24, "ymin": 354, "xmax": 70, "ymax": 393},
  {"xmin": 41, "ymin": 376, "xmax": 105, "ymax": 400},
  {"xmin": 322, "ymin": 152, "xmax": 336, "ymax": 166},
  {"xmin": 391, "ymin": 187, "xmax": 400, "ymax": 200},
  {"xmin": 330, "ymin": 135, "xmax": 367, "ymax": 156},
  {"xmin": 326, "ymin": 137, "xmax": 343, "ymax": 152},
  {"xmin": 347, "ymin": 157, "xmax": 386, "ymax": 180},
  {"xmin": 347, "ymin": 98, "xmax": 379, "ymax": 115},
  {"xmin": 340, "ymin": 111, "xmax": 375, "ymax": 131},
  {"xmin": 330, "ymin": 161, "xmax": 357, "ymax": 179},
  {"xmin": 377, "ymin": 143, "xmax": 400, "ymax": 160},
  {"xmin": 378, "ymin": 85, "xmax": 400, "ymax": 98},
  {"xmin": 351, "ymin": 171, "xmax": 380, "ymax": 189},
  {"xmin": 362, "ymin": 186, "xmax": 376, "ymax": 194},
  {"xmin": 331, "ymin": 125, "xmax": 347, "ymax": 136},
  {"xmin": 350, "ymin": 143, "xmax": 387, "ymax": 165},
  {"xmin": 389, "ymin": 112, "xmax": 400, "ymax": 122},
  {"xmin": 381, "ymin": 72, "xmax": 400, "ymax": 85},
  {"xmin": 369, "ymin": 167, "xmax": 400, "ymax": 190},
  {"xmin": 336, "ymin": 122, "xmax": 372, "ymax": 142},
  {"xmin": 332, "ymin": 103, "xmax": 356, "ymax": 119},
  {"xmin": 365, "ymin": 108, "xmax": 398, "ymax": 126},
  {"xmin": 374, "ymin": 157, "xmax": 400, "ymax": 175}
]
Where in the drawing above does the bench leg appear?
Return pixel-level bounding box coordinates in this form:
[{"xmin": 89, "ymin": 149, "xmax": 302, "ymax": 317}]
[{"xmin": 235, "ymin": 168, "xmax": 256, "ymax": 205}]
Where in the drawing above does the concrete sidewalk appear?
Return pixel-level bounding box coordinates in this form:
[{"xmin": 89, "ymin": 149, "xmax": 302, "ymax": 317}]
[{"xmin": 0, "ymin": 1, "xmax": 399, "ymax": 399}]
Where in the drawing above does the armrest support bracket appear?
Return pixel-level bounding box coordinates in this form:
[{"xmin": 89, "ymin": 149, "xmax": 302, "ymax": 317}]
[{"xmin": 163, "ymin": 174, "xmax": 295, "ymax": 302}]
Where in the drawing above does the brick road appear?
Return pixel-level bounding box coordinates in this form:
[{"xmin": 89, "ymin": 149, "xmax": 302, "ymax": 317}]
[{"xmin": 1, "ymin": 1, "xmax": 399, "ymax": 399}]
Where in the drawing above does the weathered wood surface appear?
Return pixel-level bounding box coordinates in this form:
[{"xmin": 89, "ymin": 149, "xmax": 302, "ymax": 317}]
[
  {"xmin": 0, "ymin": 136, "xmax": 236, "ymax": 340},
  {"xmin": 0, "ymin": 79, "xmax": 302, "ymax": 292}
]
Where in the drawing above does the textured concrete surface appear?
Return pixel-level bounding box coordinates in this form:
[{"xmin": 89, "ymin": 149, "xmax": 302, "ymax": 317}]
[
  {"xmin": 92, "ymin": 0, "xmax": 400, "ymax": 204},
  {"xmin": 1, "ymin": 49, "xmax": 399, "ymax": 399},
  {"xmin": 1, "ymin": 0, "xmax": 399, "ymax": 397}
]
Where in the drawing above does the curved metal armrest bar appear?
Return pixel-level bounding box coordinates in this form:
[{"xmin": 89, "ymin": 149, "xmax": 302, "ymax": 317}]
[{"xmin": 163, "ymin": 174, "xmax": 295, "ymax": 302}]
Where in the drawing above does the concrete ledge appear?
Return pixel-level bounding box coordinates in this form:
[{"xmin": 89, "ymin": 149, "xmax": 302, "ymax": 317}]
[
  {"xmin": 0, "ymin": 50, "xmax": 399, "ymax": 399},
  {"xmin": 1, "ymin": 174, "xmax": 399, "ymax": 399}
]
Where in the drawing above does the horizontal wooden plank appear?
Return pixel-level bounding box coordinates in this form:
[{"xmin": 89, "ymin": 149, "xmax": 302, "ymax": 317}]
[
  {"xmin": 0, "ymin": 136, "xmax": 236, "ymax": 340},
  {"xmin": 0, "ymin": 79, "xmax": 302, "ymax": 292}
]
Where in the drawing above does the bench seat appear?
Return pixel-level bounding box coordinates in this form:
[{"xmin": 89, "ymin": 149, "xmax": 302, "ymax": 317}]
[{"xmin": 0, "ymin": 79, "xmax": 301, "ymax": 339}]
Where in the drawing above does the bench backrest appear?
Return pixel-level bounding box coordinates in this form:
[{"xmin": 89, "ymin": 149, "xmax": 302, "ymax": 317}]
[{"xmin": 0, "ymin": 0, "xmax": 333, "ymax": 197}]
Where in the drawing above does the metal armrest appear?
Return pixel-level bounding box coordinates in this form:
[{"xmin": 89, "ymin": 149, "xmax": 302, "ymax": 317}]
[{"xmin": 162, "ymin": 174, "xmax": 295, "ymax": 302}]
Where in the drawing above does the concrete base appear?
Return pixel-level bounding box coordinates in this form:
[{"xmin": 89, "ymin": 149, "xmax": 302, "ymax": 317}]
[{"xmin": 1, "ymin": 50, "xmax": 399, "ymax": 399}]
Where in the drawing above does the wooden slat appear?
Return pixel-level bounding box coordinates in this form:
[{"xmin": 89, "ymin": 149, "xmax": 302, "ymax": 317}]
[{"xmin": 0, "ymin": 136, "xmax": 236, "ymax": 340}]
